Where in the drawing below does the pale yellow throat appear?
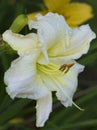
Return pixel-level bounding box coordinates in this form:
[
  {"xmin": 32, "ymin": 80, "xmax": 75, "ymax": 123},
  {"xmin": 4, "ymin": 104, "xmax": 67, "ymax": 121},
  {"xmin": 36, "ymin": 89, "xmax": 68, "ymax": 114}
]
[{"xmin": 37, "ymin": 63, "xmax": 74, "ymax": 75}]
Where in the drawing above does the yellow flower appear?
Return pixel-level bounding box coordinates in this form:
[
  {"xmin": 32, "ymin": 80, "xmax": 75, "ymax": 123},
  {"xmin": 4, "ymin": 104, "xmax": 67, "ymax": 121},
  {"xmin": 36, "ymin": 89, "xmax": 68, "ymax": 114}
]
[
  {"xmin": 28, "ymin": 0, "xmax": 93, "ymax": 27},
  {"xmin": 3, "ymin": 13, "xmax": 96, "ymax": 127}
]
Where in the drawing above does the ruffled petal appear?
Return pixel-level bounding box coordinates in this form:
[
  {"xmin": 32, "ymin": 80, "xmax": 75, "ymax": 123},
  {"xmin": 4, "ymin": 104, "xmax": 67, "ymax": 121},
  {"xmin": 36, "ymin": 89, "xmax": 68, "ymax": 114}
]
[
  {"xmin": 28, "ymin": 12, "xmax": 71, "ymax": 64},
  {"xmin": 49, "ymin": 24, "xmax": 96, "ymax": 61},
  {"xmin": 3, "ymin": 30, "xmax": 40, "ymax": 55},
  {"xmin": 54, "ymin": 62, "xmax": 84, "ymax": 107},
  {"xmin": 36, "ymin": 93, "xmax": 52, "ymax": 127},
  {"xmin": 63, "ymin": 25, "xmax": 96, "ymax": 60},
  {"xmin": 5, "ymin": 51, "xmax": 49, "ymax": 99}
]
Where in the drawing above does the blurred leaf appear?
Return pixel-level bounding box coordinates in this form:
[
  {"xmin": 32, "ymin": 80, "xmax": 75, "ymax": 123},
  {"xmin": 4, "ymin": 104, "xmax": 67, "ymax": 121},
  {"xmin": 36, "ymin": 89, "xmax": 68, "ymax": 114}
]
[
  {"xmin": 90, "ymin": 41, "xmax": 97, "ymax": 52},
  {"xmin": 0, "ymin": 98, "xmax": 32, "ymax": 125},
  {"xmin": 78, "ymin": 51, "xmax": 97, "ymax": 65}
]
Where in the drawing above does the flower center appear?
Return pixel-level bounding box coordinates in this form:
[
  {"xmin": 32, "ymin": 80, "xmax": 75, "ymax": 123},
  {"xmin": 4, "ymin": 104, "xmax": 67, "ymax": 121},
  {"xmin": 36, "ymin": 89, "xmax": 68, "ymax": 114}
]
[{"xmin": 37, "ymin": 63, "xmax": 74, "ymax": 75}]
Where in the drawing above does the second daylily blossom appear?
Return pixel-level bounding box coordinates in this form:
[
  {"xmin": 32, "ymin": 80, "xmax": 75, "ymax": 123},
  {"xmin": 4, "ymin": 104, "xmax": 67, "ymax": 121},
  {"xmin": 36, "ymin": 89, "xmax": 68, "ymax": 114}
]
[
  {"xmin": 28, "ymin": 0, "xmax": 93, "ymax": 27},
  {"xmin": 3, "ymin": 13, "xmax": 96, "ymax": 127}
]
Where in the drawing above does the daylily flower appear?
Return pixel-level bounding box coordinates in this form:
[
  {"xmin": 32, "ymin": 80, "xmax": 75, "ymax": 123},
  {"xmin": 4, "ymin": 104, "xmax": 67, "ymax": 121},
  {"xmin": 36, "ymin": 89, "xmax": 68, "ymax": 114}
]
[
  {"xmin": 28, "ymin": 0, "xmax": 93, "ymax": 27},
  {"xmin": 3, "ymin": 13, "xmax": 96, "ymax": 127}
]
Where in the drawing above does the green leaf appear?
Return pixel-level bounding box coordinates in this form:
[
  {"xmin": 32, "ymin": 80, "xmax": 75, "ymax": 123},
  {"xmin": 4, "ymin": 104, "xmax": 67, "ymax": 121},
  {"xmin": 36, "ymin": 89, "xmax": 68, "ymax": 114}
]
[
  {"xmin": 90, "ymin": 41, "xmax": 97, "ymax": 52},
  {"xmin": 78, "ymin": 51, "xmax": 97, "ymax": 65},
  {"xmin": 0, "ymin": 98, "xmax": 32, "ymax": 125}
]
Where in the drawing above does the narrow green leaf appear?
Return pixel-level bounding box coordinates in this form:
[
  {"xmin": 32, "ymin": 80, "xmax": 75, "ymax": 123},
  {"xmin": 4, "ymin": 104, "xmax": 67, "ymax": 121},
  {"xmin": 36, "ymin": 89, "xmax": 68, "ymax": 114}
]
[
  {"xmin": 90, "ymin": 41, "xmax": 97, "ymax": 52},
  {"xmin": 0, "ymin": 95, "xmax": 12, "ymax": 113},
  {"xmin": 0, "ymin": 99, "xmax": 31, "ymax": 125},
  {"xmin": 78, "ymin": 52, "xmax": 97, "ymax": 65},
  {"xmin": 60, "ymin": 119, "xmax": 97, "ymax": 129}
]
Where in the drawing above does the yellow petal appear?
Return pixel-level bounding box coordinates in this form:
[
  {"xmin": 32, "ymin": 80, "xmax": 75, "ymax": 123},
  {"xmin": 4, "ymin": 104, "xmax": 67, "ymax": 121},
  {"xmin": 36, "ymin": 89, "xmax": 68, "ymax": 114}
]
[
  {"xmin": 60, "ymin": 3, "xmax": 93, "ymax": 27},
  {"xmin": 28, "ymin": 11, "xmax": 47, "ymax": 20},
  {"xmin": 43, "ymin": 0, "xmax": 70, "ymax": 12}
]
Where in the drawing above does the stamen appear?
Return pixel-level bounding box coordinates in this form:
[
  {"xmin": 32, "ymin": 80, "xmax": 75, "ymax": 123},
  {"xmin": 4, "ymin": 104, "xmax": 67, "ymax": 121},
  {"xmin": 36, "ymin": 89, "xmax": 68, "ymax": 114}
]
[
  {"xmin": 37, "ymin": 63, "xmax": 74, "ymax": 76},
  {"xmin": 54, "ymin": 77, "xmax": 84, "ymax": 111},
  {"xmin": 37, "ymin": 63, "xmax": 62, "ymax": 75}
]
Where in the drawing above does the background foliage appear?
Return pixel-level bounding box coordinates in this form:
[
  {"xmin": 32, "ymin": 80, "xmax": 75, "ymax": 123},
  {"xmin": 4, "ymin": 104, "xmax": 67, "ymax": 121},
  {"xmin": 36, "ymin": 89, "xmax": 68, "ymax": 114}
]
[{"xmin": 0, "ymin": 0, "xmax": 97, "ymax": 130}]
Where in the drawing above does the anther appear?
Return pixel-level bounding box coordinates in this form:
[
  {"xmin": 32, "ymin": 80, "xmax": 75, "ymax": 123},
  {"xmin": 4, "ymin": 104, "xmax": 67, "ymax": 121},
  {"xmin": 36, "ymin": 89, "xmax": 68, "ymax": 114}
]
[{"xmin": 59, "ymin": 63, "xmax": 74, "ymax": 73}]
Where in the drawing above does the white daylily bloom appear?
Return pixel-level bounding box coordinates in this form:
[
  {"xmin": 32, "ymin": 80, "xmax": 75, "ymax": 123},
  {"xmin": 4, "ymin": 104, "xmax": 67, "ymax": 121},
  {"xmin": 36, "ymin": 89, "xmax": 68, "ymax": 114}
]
[{"xmin": 3, "ymin": 12, "xmax": 96, "ymax": 127}]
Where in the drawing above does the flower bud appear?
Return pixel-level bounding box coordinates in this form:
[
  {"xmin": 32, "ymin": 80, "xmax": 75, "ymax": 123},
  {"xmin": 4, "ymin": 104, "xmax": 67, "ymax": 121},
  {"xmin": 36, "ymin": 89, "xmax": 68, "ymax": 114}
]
[{"xmin": 10, "ymin": 14, "xmax": 28, "ymax": 33}]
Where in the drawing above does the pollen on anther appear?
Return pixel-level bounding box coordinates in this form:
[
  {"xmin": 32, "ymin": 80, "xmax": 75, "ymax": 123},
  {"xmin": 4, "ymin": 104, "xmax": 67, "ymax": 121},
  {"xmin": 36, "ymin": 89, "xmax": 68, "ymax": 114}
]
[{"xmin": 59, "ymin": 63, "xmax": 74, "ymax": 73}]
